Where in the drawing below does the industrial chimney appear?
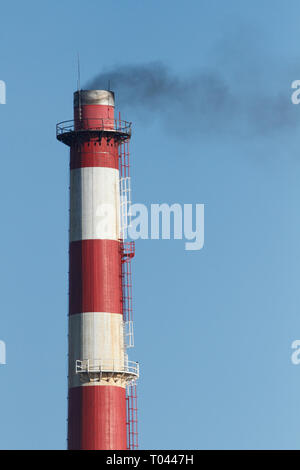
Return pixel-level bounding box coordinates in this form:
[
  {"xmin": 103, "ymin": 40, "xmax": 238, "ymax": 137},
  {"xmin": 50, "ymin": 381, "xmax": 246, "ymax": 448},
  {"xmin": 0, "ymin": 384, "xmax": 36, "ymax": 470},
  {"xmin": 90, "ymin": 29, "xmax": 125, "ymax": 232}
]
[{"xmin": 57, "ymin": 89, "xmax": 139, "ymax": 450}]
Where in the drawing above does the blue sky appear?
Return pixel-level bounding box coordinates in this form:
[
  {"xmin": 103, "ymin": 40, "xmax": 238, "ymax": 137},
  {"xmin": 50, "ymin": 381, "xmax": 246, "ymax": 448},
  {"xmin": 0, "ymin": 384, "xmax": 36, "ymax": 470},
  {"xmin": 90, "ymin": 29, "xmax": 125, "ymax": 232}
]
[{"xmin": 0, "ymin": 0, "xmax": 300, "ymax": 449}]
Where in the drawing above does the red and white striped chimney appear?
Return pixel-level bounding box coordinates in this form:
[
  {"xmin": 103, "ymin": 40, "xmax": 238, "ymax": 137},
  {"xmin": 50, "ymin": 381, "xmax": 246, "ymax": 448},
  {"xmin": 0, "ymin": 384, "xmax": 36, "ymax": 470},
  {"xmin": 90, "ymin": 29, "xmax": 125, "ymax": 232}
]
[{"xmin": 57, "ymin": 89, "xmax": 138, "ymax": 450}]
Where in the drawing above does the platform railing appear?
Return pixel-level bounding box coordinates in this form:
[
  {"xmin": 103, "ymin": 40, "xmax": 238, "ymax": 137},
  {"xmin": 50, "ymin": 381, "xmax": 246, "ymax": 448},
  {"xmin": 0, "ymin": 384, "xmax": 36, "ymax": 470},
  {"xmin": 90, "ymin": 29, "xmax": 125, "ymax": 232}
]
[
  {"xmin": 56, "ymin": 118, "xmax": 131, "ymax": 137},
  {"xmin": 75, "ymin": 358, "xmax": 139, "ymax": 378}
]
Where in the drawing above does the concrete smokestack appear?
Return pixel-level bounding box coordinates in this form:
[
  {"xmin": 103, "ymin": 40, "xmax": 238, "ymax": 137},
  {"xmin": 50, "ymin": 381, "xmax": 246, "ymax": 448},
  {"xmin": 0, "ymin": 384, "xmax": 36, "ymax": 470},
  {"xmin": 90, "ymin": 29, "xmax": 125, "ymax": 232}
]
[{"xmin": 57, "ymin": 89, "xmax": 138, "ymax": 450}]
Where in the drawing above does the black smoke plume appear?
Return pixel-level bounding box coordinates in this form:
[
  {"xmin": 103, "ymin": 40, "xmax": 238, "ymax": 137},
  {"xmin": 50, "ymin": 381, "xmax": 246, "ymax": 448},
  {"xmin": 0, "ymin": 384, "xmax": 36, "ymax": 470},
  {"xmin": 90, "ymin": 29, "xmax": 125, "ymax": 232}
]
[{"xmin": 86, "ymin": 61, "xmax": 298, "ymax": 137}]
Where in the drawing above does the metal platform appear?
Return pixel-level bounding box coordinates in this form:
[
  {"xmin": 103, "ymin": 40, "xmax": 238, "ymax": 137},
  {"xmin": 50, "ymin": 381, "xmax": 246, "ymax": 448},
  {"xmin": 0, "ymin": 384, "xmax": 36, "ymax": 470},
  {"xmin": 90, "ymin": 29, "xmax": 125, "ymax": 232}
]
[
  {"xmin": 75, "ymin": 358, "xmax": 139, "ymax": 383},
  {"xmin": 56, "ymin": 118, "xmax": 131, "ymax": 146}
]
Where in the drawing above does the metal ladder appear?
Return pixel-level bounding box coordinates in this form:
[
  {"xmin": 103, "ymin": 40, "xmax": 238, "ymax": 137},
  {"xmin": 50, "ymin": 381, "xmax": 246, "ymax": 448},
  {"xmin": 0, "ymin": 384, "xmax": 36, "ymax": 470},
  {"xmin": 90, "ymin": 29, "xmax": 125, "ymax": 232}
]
[{"xmin": 126, "ymin": 383, "xmax": 138, "ymax": 450}]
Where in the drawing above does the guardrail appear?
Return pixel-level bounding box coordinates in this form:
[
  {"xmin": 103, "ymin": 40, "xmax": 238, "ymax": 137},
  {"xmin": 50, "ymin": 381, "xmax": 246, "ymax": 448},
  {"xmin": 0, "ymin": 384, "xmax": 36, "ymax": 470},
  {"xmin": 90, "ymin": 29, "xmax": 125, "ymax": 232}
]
[
  {"xmin": 75, "ymin": 358, "xmax": 139, "ymax": 378},
  {"xmin": 56, "ymin": 118, "xmax": 132, "ymax": 137}
]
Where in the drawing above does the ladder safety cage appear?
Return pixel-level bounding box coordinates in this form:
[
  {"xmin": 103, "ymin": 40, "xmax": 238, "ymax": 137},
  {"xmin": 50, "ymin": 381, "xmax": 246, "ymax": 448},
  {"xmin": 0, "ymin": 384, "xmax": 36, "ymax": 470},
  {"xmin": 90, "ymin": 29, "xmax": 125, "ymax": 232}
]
[
  {"xmin": 119, "ymin": 138, "xmax": 132, "ymax": 240},
  {"xmin": 121, "ymin": 241, "xmax": 135, "ymax": 348},
  {"xmin": 120, "ymin": 176, "xmax": 132, "ymax": 240}
]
